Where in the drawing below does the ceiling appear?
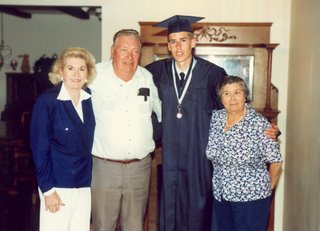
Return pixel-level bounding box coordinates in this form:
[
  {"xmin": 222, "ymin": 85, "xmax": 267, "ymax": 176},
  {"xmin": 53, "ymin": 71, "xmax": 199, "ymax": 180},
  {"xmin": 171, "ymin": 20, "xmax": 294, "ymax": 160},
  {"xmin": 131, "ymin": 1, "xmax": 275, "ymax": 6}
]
[{"xmin": 0, "ymin": 5, "xmax": 101, "ymax": 20}]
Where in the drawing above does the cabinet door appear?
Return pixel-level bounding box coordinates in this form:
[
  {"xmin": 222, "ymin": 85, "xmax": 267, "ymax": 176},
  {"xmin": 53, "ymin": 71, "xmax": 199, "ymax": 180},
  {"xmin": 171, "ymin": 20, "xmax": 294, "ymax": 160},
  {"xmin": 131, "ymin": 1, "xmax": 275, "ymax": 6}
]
[{"xmin": 6, "ymin": 73, "xmax": 38, "ymax": 105}]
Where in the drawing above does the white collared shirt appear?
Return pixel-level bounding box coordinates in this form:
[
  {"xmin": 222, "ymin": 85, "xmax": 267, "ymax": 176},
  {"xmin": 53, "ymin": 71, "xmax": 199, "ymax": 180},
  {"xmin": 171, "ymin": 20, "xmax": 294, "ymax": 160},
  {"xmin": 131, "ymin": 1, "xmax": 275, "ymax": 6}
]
[
  {"xmin": 57, "ymin": 82, "xmax": 91, "ymax": 122},
  {"xmin": 90, "ymin": 61, "xmax": 162, "ymax": 160}
]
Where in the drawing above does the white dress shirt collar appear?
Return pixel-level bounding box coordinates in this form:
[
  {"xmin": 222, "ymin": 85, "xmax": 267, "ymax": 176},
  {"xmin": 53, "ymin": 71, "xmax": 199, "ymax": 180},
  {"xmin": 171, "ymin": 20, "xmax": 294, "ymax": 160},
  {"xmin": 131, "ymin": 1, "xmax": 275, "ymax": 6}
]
[{"xmin": 57, "ymin": 82, "xmax": 91, "ymax": 102}]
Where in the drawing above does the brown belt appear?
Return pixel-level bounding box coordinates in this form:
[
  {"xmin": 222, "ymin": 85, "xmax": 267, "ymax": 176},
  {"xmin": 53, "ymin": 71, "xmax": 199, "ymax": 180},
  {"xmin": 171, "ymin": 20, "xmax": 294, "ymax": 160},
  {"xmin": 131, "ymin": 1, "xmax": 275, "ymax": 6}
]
[{"xmin": 93, "ymin": 155, "xmax": 140, "ymax": 164}]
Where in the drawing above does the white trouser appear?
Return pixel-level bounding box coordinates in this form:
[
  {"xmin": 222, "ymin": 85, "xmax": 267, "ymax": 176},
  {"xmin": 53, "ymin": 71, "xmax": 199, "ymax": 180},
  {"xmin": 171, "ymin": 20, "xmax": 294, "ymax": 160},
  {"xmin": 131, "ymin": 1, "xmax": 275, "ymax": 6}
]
[{"xmin": 39, "ymin": 187, "xmax": 91, "ymax": 231}]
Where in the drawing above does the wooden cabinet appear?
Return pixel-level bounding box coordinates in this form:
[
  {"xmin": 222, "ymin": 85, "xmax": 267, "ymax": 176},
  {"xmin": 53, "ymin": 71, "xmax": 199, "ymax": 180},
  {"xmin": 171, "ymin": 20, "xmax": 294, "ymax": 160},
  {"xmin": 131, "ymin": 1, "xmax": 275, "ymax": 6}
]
[
  {"xmin": 5, "ymin": 73, "xmax": 38, "ymax": 104},
  {"xmin": 1, "ymin": 72, "xmax": 51, "ymax": 139}
]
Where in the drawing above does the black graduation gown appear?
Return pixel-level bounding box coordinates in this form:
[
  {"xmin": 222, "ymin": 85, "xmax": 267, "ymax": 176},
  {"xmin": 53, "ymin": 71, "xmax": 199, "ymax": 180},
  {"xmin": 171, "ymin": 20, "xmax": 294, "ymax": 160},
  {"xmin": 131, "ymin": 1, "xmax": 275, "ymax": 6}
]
[{"xmin": 146, "ymin": 57, "xmax": 227, "ymax": 231}]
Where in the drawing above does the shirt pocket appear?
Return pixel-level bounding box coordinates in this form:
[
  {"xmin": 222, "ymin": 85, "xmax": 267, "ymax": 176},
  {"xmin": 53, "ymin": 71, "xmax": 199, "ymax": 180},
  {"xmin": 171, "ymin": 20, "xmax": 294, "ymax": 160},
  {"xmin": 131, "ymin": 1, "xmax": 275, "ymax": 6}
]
[{"xmin": 52, "ymin": 119, "xmax": 80, "ymax": 153}]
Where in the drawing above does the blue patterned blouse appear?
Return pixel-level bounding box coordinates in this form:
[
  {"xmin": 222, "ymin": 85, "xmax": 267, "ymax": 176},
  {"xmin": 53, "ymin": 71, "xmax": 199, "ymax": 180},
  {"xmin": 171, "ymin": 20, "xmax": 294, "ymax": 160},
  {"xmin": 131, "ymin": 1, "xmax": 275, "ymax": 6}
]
[{"xmin": 206, "ymin": 104, "xmax": 282, "ymax": 202}]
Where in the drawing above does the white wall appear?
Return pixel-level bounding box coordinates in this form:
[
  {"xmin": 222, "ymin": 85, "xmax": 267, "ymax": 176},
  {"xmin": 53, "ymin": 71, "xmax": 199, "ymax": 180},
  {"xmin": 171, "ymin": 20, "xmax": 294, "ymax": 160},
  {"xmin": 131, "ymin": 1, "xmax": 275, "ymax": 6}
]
[
  {"xmin": 284, "ymin": 0, "xmax": 320, "ymax": 230},
  {"xmin": 2, "ymin": 0, "xmax": 292, "ymax": 230}
]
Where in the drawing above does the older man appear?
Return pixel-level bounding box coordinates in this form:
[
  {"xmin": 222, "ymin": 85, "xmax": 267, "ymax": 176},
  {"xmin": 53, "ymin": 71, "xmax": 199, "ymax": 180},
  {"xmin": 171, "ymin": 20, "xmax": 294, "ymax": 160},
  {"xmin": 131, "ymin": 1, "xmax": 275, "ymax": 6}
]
[{"xmin": 90, "ymin": 29, "xmax": 161, "ymax": 231}]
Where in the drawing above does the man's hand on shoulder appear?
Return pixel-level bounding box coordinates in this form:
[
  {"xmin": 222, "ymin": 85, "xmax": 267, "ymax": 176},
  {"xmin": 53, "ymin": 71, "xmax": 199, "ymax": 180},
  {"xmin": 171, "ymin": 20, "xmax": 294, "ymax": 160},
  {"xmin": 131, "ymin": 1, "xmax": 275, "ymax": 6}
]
[{"xmin": 265, "ymin": 123, "xmax": 281, "ymax": 141}]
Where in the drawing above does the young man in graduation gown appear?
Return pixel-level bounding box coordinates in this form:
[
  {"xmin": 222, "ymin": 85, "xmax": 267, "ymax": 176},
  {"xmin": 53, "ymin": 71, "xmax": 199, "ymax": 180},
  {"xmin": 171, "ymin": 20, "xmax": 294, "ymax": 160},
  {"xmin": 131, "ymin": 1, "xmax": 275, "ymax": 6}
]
[
  {"xmin": 146, "ymin": 15, "xmax": 226, "ymax": 231},
  {"xmin": 146, "ymin": 15, "xmax": 279, "ymax": 231}
]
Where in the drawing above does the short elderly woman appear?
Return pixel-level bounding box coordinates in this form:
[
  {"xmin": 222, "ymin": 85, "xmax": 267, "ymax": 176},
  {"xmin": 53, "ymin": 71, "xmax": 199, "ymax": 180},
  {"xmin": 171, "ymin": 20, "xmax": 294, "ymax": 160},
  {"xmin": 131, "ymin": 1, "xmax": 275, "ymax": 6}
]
[
  {"xmin": 205, "ymin": 75, "xmax": 282, "ymax": 231},
  {"xmin": 30, "ymin": 47, "xmax": 96, "ymax": 231}
]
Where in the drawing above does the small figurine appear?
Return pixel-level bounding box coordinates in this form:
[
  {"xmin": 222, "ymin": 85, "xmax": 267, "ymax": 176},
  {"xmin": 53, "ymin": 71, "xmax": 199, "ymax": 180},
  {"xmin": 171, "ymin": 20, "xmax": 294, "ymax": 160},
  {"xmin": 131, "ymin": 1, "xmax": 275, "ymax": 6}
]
[{"xmin": 18, "ymin": 54, "xmax": 30, "ymax": 73}]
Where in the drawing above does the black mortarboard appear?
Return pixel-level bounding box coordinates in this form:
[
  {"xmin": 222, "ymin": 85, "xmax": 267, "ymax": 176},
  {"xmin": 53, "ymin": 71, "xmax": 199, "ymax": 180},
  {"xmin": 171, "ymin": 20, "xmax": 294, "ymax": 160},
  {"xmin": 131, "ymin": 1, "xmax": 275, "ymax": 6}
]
[{"xmin": 153, "ymin": 15, "xmax": 204, "ymax": 34}]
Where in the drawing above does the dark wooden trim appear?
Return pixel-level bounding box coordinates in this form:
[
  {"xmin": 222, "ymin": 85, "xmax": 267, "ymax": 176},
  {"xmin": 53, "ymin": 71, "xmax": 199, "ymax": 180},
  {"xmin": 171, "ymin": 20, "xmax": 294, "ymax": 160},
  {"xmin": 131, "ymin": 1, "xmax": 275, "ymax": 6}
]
[{"xmin": 0, "ymin": 7, "xmax": 31, "ymax": 19}]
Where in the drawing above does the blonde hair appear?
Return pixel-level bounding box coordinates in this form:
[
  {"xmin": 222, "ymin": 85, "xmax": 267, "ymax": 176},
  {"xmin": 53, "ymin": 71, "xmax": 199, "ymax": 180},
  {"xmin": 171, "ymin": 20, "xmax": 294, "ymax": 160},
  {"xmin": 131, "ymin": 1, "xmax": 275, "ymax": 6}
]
[{"xmin": 48, "ymin": 47, "xmax": 96, "ymax": 87}]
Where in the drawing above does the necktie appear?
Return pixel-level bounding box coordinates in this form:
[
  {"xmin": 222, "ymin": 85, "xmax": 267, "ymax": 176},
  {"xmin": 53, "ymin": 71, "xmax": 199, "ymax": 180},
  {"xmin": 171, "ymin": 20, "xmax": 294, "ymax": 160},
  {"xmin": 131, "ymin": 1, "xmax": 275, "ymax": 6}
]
[
  {"xmin": 179, "ymin": 72, "xmax": 185, "ymax": 88},
  {"xmin": 178, "ymin": 72, "xmax": 185, "ymax": 97}
]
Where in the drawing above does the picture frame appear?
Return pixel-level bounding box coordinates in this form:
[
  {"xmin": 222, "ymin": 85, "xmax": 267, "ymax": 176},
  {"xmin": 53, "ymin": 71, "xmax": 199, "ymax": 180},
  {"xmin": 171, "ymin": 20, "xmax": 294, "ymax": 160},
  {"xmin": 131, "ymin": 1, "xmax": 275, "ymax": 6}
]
[{"xmin": 196, "ymin": 54, "xmax": 254, "ymax": 100}]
